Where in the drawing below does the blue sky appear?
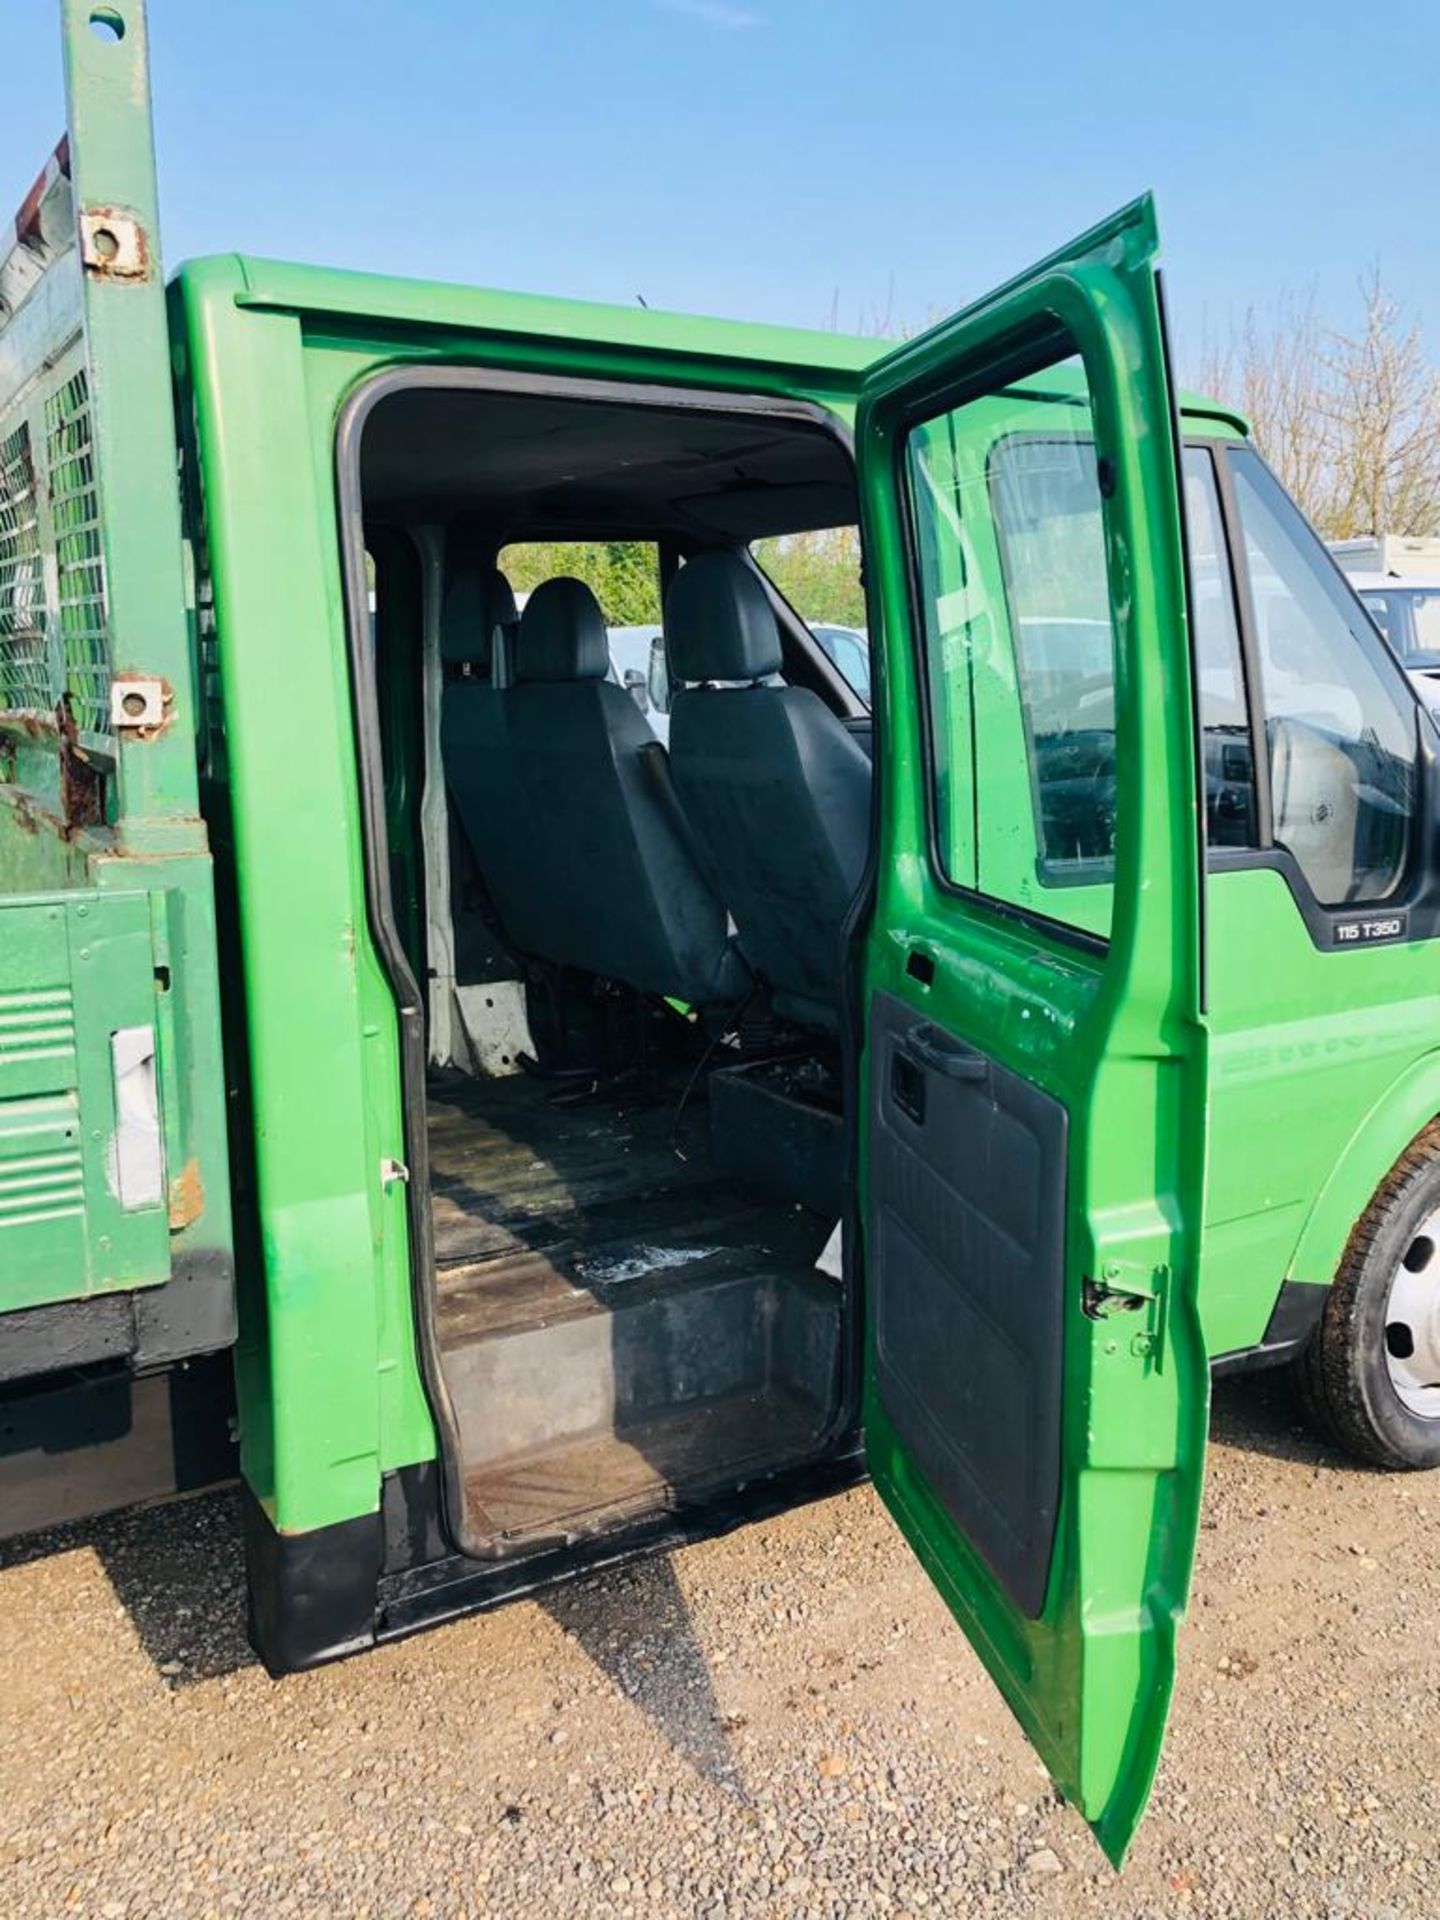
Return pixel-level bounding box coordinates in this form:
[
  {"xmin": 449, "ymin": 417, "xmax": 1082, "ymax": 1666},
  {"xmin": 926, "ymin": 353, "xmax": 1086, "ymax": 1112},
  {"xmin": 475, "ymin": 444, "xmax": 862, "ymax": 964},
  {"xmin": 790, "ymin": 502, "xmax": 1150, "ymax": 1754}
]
[{"xmin": 4, "ymin": 0, "xmax": 1437, "ymax": 371}]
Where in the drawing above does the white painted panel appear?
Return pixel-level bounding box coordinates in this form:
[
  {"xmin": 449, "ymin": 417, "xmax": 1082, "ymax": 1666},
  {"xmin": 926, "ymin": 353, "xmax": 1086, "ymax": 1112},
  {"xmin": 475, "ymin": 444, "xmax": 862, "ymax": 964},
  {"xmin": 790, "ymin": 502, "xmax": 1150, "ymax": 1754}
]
[{"xmin": 109, "ymin": 1024, "xmax": 164, "ymax": 1210}]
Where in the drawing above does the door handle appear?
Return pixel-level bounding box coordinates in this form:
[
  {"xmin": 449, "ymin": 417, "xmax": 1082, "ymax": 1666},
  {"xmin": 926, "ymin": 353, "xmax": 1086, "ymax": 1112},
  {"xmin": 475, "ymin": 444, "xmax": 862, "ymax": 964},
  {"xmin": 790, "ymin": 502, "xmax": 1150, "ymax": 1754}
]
[{"xmin": 902, "ymin": 1022, "xmax": 989, "ymax": 1082}]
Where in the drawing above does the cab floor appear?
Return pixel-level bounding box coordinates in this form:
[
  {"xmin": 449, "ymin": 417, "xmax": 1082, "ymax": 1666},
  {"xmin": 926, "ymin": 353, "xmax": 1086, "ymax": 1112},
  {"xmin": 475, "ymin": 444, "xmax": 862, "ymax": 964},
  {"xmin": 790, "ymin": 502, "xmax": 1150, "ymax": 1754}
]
[
  {"xmin": 426, "ymin": 1063, "xmax": 719, "ymax": 1270},
  {"xmin": 425, "ymin": 1065, "xmax": 840, "ymax": 1556}
]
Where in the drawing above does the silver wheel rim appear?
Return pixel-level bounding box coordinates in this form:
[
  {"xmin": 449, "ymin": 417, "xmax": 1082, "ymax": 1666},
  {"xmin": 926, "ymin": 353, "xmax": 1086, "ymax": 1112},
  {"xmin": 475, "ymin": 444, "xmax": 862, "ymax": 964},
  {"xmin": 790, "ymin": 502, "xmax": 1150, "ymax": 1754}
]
[{"xmin": 1385, "ymin": 1210, "xmax": 1440, "ymax": 1418}]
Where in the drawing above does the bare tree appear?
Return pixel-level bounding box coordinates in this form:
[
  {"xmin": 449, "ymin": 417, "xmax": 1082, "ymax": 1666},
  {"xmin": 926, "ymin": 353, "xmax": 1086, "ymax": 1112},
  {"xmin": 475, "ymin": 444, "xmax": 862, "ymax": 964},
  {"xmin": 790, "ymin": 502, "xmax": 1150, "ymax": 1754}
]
[
  {"xmin": 1192, "ymin": 273, "xmax": 1440, "ymax": 539},
  {"xmin": 1319, "ymin": 271, "xmax": 1440, "ymax": 538},
  {"xmin": 1196, "ymin": 291, "xmax": 1332, "ymax": 521}
]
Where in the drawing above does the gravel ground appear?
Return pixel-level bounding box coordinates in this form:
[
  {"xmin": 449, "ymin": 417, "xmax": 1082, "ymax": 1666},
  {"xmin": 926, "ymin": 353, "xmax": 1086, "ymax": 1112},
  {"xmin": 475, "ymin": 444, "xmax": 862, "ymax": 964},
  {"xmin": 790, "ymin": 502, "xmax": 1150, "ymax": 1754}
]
[{"xmin": 2, "ymin": 1369, "xmax": 1437, "ymax": 1920}]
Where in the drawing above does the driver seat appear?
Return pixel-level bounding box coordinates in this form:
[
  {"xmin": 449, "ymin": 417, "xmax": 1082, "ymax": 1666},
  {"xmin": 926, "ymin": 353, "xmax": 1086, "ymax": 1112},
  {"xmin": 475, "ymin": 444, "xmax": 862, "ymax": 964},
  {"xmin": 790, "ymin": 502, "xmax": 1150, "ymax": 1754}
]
[{"xmin": 665, "ymin": 551, "xmax": 871, "ymax": 1031}]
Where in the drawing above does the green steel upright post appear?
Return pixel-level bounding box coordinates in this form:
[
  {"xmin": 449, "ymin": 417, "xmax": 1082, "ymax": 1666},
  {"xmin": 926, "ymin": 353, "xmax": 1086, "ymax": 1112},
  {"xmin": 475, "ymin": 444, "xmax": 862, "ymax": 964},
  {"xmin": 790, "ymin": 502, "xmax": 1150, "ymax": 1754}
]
[{"xmin": 60, "ymin": 0, "xmax": 201, "ymax": 852}]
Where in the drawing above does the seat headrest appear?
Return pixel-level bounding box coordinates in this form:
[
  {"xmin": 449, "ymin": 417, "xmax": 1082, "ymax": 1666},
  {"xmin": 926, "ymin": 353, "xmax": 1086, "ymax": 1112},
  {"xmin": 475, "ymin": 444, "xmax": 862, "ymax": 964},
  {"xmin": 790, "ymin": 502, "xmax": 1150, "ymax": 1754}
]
[
  {"xmin": 665, "ymin": 551, "xmax": 782, "ymax": 684},
  {"xmin": 440, "ymin": 564, "xmax": 518, "ymax": 671},
  {"xmin": 516, "ymin": 577, "xmax": 610, "ymax": 683}
]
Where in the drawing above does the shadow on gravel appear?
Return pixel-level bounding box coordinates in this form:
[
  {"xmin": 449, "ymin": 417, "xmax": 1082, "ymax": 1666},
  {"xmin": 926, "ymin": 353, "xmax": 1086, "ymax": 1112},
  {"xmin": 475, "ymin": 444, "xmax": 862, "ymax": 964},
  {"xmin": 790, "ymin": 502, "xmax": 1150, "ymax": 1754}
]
[
  {"xmin": 0, "ymin": 1371, "xmax": 1378, "ymax": 1705},
  {"xmin": 1209, "ymin": 1368, "xmax": 1383, "ymax": 1473},
  {"xmin": 0, "ymin": 1485, "xmax": 256, "ymax": 1687},
  {"xmin": 540, "ymin": 1553, "xmax": 746, "ymax": 1796}
]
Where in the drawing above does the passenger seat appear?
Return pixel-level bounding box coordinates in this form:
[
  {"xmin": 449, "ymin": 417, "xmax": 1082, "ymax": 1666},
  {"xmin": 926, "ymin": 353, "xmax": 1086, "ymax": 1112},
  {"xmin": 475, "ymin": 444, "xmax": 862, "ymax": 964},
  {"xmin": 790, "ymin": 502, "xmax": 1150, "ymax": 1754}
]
[
  {"xmin": 452, "ymin": 574, "xmax": 749, "ymax": 1007},
  {"xmin": 665, "ymin": 552, "xmax": 871, "ymax": 1032},
  {"xmin": 440, "ymin": 559, "xmax": 550, "ymax": 960}
]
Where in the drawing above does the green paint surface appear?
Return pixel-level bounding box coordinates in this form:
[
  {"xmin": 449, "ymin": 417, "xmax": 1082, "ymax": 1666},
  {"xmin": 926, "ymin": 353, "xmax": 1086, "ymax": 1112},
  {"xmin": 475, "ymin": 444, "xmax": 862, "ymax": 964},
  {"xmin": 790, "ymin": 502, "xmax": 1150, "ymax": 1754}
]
[{"xmin": 6, "ymin": 2, "xmax": 1439, "ymax": 1859}]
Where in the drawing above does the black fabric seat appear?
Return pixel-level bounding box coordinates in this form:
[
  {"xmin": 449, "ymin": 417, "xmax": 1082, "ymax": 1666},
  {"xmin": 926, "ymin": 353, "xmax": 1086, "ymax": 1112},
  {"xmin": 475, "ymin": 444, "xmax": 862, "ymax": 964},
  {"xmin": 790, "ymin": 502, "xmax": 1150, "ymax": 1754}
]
[
  {"xmin": 448, "ymin": 574, "xmax": 747, "ymax": 1006},
  {"xmin": 440, "ymin": 560, "xmax": 549, "ymax": 962},
  {"xmin": 665, "ymin": 552, "xmax": 871, "ymax": 1031}
]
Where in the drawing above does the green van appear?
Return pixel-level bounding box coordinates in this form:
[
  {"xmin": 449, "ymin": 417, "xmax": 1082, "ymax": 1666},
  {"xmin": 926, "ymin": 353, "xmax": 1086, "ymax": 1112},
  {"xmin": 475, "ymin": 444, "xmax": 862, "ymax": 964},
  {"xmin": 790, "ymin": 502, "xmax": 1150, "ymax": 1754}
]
[{"xmin": 4, "ymin": 0, "xmax": 1438, "ymax": 1865}]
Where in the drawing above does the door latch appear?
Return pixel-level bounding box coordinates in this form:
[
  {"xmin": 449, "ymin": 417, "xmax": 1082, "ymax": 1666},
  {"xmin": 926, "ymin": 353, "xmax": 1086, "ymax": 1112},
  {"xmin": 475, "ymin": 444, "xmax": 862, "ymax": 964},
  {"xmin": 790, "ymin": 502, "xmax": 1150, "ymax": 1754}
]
[
  {"xmin": 1084, "ymin": 1260, "xmax": 1170, "ymax": 1371},
  {"xmin": 380, "ymin": 1157, "xmax": 410, "ymax": 1189},
  {"xmin": 1082, "ymin": 1260, "xmax": 1165, "ymax": 1319}
]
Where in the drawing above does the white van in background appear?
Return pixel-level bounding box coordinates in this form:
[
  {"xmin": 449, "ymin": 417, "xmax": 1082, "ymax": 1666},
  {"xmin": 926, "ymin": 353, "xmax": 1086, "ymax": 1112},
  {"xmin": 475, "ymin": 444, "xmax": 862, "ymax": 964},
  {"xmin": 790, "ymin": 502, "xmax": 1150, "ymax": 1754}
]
[{"xmin": 1330, "ymin": 536, "xmax": 1440, "ymax": 715}]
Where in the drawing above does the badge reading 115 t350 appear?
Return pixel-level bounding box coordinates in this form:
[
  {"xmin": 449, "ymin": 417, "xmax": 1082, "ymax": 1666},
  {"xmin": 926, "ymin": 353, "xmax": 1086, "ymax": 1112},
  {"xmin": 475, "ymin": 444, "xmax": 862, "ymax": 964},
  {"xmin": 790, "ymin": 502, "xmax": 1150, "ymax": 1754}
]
[{"xmin": 1332, "ymin": 912, "xmax": 1408, "ymax": 947}]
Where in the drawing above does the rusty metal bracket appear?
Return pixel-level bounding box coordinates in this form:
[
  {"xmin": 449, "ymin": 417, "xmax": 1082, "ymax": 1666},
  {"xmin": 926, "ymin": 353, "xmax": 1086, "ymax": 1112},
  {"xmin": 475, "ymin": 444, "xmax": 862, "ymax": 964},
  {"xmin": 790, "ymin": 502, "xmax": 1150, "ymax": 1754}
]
[
  {"xmin": 79, "ymin": 206, "xmax": 148, "ymax": 280},
  {"xmin": 109, "ymin": 675, "xmax": 167, "ymax": 733}
]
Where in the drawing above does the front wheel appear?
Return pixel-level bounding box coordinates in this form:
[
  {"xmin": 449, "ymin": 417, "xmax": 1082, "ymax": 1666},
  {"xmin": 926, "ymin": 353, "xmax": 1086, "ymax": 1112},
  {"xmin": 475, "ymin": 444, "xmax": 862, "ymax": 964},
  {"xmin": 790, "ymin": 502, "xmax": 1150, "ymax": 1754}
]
[{"xmin": 1299, "ymin": 1123, "xmax": 1440, "ymax": 1470}]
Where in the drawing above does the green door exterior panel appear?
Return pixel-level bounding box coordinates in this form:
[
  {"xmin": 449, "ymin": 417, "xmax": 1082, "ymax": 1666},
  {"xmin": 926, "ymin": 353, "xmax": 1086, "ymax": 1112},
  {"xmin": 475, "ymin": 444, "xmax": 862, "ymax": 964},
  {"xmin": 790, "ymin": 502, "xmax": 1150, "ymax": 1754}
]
[
  {"xmin": 856, "ymin": 197, "xmax": 1209, "ymax": 1864},
  {"xmin": 0, "ymin": 891, "xmax": 170, "ymax": 1310}
]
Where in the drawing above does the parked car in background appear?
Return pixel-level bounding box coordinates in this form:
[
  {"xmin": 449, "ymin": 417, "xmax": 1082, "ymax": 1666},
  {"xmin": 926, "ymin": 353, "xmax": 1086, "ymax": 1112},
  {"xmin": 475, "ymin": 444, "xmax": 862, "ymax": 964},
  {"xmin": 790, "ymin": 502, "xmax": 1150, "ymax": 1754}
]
[
  {"xmin": 610, "ymin": 613, "xmax": 858, "ymax": 741},
  {"xmin": 811, "ymin": 622, "xmax": 871, "ymax": 701},
  {"xmin": 607, "ymin": 623, "xmax": 668, "ymax": 743},
  {"xmin": 1330, "ymin": 536, "xmax": 1440, "ymax": 717}
]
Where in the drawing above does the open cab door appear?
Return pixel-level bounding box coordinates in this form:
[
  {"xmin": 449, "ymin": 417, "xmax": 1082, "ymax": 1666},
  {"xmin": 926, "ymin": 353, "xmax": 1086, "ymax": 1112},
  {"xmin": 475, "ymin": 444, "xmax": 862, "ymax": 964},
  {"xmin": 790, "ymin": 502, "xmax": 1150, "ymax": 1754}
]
[{"xmin": 855, "ymin": 197, "xmax": 1208, "ymax": 1864}]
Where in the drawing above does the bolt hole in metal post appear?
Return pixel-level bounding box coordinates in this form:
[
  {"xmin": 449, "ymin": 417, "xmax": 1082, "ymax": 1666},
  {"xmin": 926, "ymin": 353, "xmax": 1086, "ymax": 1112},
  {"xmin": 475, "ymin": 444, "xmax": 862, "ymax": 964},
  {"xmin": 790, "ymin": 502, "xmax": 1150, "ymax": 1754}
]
[{"xmin": 89, "ymin": 7, "xmax": 125, "ymax": 41}]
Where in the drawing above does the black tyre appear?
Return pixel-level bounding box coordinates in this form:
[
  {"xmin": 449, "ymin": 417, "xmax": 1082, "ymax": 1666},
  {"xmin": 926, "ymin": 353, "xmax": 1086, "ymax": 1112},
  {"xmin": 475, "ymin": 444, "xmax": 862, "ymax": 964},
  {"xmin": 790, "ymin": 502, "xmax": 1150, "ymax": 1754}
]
[{"xmin": 1299, "ymin": 1122, "xmax": 1440, "ymax": 1470}]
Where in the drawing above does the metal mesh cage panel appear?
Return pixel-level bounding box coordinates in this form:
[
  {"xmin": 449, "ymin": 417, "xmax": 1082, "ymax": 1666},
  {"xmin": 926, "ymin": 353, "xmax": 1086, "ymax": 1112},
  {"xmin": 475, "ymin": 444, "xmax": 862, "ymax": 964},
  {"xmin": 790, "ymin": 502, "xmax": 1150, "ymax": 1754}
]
[
  {"xmin": 44, "ymin": 367, "xmax": 111, "ymax": 739},
  {"xmin": 0, "ymin": 422, "xmax": 51, "ymax": 716}
]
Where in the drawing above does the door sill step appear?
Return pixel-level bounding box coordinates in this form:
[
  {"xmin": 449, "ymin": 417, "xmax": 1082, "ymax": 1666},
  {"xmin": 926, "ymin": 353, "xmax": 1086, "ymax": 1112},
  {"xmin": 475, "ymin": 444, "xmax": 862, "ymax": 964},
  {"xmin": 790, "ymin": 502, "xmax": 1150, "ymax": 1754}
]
[{"xmin": 462, "ymin": 1385, "xmax": 828, "ymax": 1553}]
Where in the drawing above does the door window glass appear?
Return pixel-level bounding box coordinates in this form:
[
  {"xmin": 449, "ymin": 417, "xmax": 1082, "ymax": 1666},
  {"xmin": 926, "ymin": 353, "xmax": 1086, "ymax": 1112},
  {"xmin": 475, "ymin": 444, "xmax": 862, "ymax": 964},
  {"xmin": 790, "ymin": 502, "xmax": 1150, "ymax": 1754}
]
[
  {"xmin": 907, "ymin": 354, "xmax": 1117, "ymax": 937},
  {"xmin": 1228, "ymin": 448, "xmax": 1418, "ymax": 906},
  {"xmin": 1182, "ymin": 447, "xmax": 1257, "ymax": 848}
]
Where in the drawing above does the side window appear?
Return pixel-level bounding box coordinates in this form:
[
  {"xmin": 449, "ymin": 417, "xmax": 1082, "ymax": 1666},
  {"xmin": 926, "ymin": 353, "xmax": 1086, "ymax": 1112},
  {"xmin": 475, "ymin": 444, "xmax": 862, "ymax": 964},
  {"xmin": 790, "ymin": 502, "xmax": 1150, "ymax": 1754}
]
[
  {"xmin": 501, "ymin": 540, "xmax": 661, "ymax": 621},
  {"xmin": 907, "ymin": 354, "xmax": 1117, "ymax": 939},
  {"xmin": 500, "ymin": 540, "xmax": 662, "ymax": 709},
  {"xmin": 750, "ymin": 527, "xmax": 869, "ymax": 704},
  {"xmin": 1362, "ymin": 592, "xmax": 1398, "ymax": 651},
  {"xmin": 1182, "ymin": 447, "xmax": 1257, "ymax": 848},
  {"xmin": 1228, "ymin": 448, "xmax": 1418, "ymax": 907},
  {"xmin": 1361, "ymin": 587, "xmax": 1440, "ymax": 671}
]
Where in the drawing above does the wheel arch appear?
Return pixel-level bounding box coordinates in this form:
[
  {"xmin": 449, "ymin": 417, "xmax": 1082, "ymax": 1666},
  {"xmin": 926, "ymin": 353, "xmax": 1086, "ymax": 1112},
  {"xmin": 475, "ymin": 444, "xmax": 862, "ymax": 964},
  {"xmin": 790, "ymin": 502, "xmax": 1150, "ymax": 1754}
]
[{"xmin": 1287, "ymin": 1052, "xmax": 1440, "ymax": 1289}]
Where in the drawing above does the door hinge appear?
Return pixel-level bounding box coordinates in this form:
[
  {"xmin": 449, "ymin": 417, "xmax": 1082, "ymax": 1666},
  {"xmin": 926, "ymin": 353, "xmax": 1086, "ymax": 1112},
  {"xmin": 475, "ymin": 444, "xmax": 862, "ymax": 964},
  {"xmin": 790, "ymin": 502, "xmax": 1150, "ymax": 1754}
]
[{"xmin": 380, "ymin": 1157, "xmax": 410, "ymax": 1189}]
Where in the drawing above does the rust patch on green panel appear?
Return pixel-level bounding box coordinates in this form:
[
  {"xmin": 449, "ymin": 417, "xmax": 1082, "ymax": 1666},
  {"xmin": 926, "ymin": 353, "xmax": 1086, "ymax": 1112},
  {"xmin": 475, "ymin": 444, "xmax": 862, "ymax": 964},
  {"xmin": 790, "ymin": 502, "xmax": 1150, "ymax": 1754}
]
[
  {"xmin": 168, "ymin": 1154, "xmax": 204, "ymax": 1231},
  {"xmin": 57, "ymin": 697, "xmax": 105, "ymax": 835}
]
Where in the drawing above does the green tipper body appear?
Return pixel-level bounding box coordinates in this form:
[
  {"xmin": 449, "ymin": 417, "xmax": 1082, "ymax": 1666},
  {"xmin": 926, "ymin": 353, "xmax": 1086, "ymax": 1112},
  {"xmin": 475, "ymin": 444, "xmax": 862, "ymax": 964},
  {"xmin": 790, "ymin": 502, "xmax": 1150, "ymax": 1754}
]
[{"xmin": 0, "ymin": 1, "xmax": 232, "ymax": 1361}]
